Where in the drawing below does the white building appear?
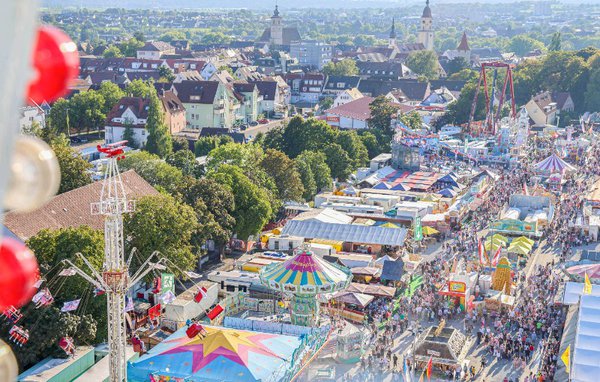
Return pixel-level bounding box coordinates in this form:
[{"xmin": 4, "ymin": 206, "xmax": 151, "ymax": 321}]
[
  {"xmin": 19, "ymin": 105, "xmax": 46, "ymax": 133},
  {"xmin": 417, "ymin": 0, "xmax": 434, "ymax": 51},
  {"xmin": 332, "ymin": 88, "xmax": 364, "ymax": 108}
]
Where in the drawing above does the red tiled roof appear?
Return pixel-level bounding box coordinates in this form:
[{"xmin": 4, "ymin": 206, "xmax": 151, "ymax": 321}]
[
  {"xmin": 327, "ymin": 96, "xmax": 375, "ymax": 121},
  {"xmin": 4, "ymin": 170, "xmax": 159, "ymax": 240}
]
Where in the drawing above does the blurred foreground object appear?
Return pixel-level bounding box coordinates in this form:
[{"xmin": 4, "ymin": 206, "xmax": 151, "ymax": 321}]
[
  {"xmin": 0, "ymin": 340, "xmax": 18, "ymax": 382},
  {"xmin": 27, "ymin": 25, "xmax": 79, "ymax": 105},
  {"xmin": 4, "ymin": 136, "xmax": 60, "ymax": 212},
  {"xmin": 0, "ymin": 237, "xmax": 39, "ymax": 311}
]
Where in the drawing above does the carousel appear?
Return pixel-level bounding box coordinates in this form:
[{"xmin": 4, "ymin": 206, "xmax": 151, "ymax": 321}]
[{"xmin": 259, "ymin": 248, "xmax": 353, "ymax": 327}]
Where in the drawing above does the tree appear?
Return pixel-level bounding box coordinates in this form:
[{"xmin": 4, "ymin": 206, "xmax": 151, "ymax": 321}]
[
  {"xmin": 125, "ymin": 194, "xmax": 198, "ymax": 276},
  {"xmin": 177, "ymin": 177, "xmax": 236, "ymax": 246},
  {"xmin": 208, "ymin": 164, "xmax": 272, "ymax": 240},
  {"xmin": 280, "ymin": 116, "xmax": 337, "ymax": 158},
  {"xmin": 145, "ymin": 91, "xmax": 172, "ymax": 158},
  {"xmin": 260, "ymin": 126, "xmax": 284, "ymax": 151},
  {"xmin": 69, "ymin": 90, "xmax": 106, "ymax": 134},
  {"xmin": 358, "ymin": 131, "xmax": 381, "ymax": 159},
  {"xmin": 118, "ymin": 38, "xmax": 144, "ymax": 57},
  {"xmin": 103, "ymin": 45, "xmax": 123, "ymax": 58},
  {"xmin": 336, "ymin": 130, "xmax": 369, "ymax": 169},
  {"xmin": 405, "ymin": 50, "xmax": 439, "ymax": 80},
  {"xmin": 446, "ymin": 57, "xmax": 469, "ymax": 77},
  {"xmin": 194, "ymin": 135, "xmax": 233, "ymax": 156},
  {"xmin": 159, "ymin": 31, "xmax": 186, "ymax": 42},
  {"xmin": 201, "ymin": 31, "xmax": 231, "ymax": 45},
  {"xmin": 158, "ymin": 65, "xmax": 175, "ymax": 82},
  {"xmin": 125, "ymin": 79, "xmax": 155, "ymax": 98},
  {"xmin": 122, "ymin": 124, "xmax": 137, "ymax": 149},
  {"xmin": 319, "ymin": 97, "xmax": 334, "ymax": 110},
  {"xmin": 548, "ymin": 32, "xmax": 562, "ymax": 51},
  {"xmin": 119, "ymin": 151, "xmax": 184, "ymax": 195},
  {"xmin": 508, "ymin": 35, "xmax": 545, "ymax": 56},
  {"xmin": 218, "ymin": 65, "xmax": 234, "ymax": 76},
  {"xmin": 172, "ymin": 136, "xmax": 190, "ymax": 152},
  {"xmin": 50, "ymin": 136, "xmax": 92, "ymax": 193},
  {"xmin": 133, "ymin": 31, "xmax": 145, "ymax": 42},
  {"xmin": 445, "ymin": 81, "xmax": 486, "ymax": 125},
  {"xmin": 368, "ymin": 96, "xmax": 396, "ymax": 134},
  {"xmin": 295, "ymin": 151, "xmax": 331, "ymax": 200},
  {"xmin": 260, "ymin": 149, "xmax": 304, "ymax": 202},
  {"xmin": 166, "ymin": 149, "xmax": 199, "ymax": 177},
  {"xmin": 323, "ymin": 143, "xmax": 353, "ymax": 181},
  {"xmin": 448, "ymin": 68, "xmax": 478, "ymax": 82},
  {"xmin": 399, "ymin": 111, "xmax": 423, "ymax": 131},
  {"xmin": 48, "ymin": 98, "xmax": 71, "ymax": 137},
  {"xmin": 584, "ymin": 54, "xmax": 600, "ymax": 111},
  {"xmin": 97, "ymin": 81, "xmax": 125, "ymax": 114},
  {"xmin": 322, "ymin": 59, "xmax": 358, "ymax": 76}
]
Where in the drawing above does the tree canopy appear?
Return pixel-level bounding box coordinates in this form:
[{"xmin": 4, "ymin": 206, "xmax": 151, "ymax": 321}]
[
  {"xmin": 405, "ymin": 50, "xmax": 439, "ymax": 80},
  {"xmin": 50, "ymin": 136, "xmax": 92, "ymax": 194},
  {"xmin": 322, "ymin": 59, "xmax": 358, "ymax": 76}
]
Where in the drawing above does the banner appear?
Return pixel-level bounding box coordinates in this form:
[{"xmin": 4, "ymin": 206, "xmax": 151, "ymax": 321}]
[{"xmin": 61, "ymin": 299, "xmax": 80, "ymax": 312}]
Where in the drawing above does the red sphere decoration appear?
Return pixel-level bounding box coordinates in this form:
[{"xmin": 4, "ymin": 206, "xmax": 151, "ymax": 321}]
[
  {"xmin": 27, "ymin": 26, "xmax": 80, "ymax": 105},
  {"xmin": 0, "ymin": 238, "xmax": 39, "ymax": 311}
]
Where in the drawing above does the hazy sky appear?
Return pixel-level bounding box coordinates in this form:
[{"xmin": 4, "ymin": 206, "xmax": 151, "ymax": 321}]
[{"xmin": 41, "ymin": 0, "xmax": 579, "ymax": 10}]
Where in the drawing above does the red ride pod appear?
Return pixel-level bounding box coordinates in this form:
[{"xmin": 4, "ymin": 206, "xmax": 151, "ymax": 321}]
[
  {"xmin": 0, "ymin": 238, "xmax": 39, "ymax": 310},
  {"xmin": 27, "ymin": 26, "xmax": 80, "ymax": 105}
]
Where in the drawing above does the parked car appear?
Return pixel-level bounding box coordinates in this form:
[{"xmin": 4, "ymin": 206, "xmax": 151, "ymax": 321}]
[
  {"xmin": 249, "ymin": 121, "xmax": 259, "ymax": 127},
  {"xmin": 70, "ymin": 137, "xmax": 81, "ymax": 143},
  {"xmin": 240, "ymin": 124, "xmax": 248, "ymax": 131},
  {"xmin": 272, "ymin": 112, "xmax": 285, "ymax": 119},
  {"xmin": 258, "ymin": 118, "xmax": 269, "ymax": 124}
]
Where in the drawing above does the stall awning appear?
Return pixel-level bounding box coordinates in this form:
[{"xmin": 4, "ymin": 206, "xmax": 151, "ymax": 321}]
[
  {"xmin": 281, "ymin": 220, "xmax": 408, "ymax": 246},
  {"xmin": 381, "ymin": 260, "xmax": 404, "ymax": 281}
]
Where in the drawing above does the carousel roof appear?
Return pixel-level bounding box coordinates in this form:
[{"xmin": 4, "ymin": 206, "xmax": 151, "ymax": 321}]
[
  {"xmin": 259, "ymin": 250, "xmax": 352, "ymax": 294},
  {"xmin": 534, "ymin": 153, "xmax": 576, "ymax": 173},
  {"xmin": 127, "ymin": 325, "xmax": 302, "ymax": 382}
]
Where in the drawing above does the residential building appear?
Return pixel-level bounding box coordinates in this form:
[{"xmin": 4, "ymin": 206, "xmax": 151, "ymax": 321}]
[
  {"xmin": 249, "ymin": 80, "xmax": 281, "ymax": 117},
  {"xmin": 19, "ymin": 105, "xmax": 46, "ymax": 133},
  {"xmin": 172, "ymin": 80, "xmax": 239, "ymax": 129},
  {"xmin": 289, "ymin": 40, "xmax": 332, "ymax": 70},
  {"xmin": 525, "ymin": 91, "xmax": 559, "ymax": 126},
  {"xmin": 136, "ymin": 41, "xmax": 176, "ymax": 60},
  {"xmin": 417, "ymin": 0, "xmax": 434, "ymax": 51},
  {"xmin": 333, "ymin": 88, "xmax": 364, "ymax": 108},
  {"xmin": 325, "ymin": 96, "xmax": 374, "ymax": 130},
  {"xmin": 356, "ymin": 61, "xmax": 413, "ymax": 81},
  {"xmin": 160, "ymin": 90, "xmax": 187, "ymax": 135},
  {"xmin": 232, "ymin": 83, "xmax": 260, "ymax": 123},
  {"xmin": 322, "ymin": 76, "xmax": 362, "ymax": 97},
  {"xmin": 285, "ymin": 73, "xmax": 325, "ymax": 104}
]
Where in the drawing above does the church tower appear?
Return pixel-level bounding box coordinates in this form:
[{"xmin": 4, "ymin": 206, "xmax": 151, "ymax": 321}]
[
  {"xmin": 270, "ymin": 5, "xmax": 283, "ymax": 46},
  {"xmin": 389, "ymin": 18, "xmax": 397, "ymax": 48},
  {"xmin": 456, "ymin": 31, "xmax": 471, "ymax": 62},
  {"xmin": 418, "ymin": 0, "xmax": 434, "ymax": 51}
]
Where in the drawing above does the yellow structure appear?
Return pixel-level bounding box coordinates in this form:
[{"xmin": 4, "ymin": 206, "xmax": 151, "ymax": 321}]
[
  {"xmin": 309, "ymin": 239, "xmax": 343, "ymax": 252},
  {"xmin": 492, "ymin": 257, "xmax": 512, "ymax": 291}
]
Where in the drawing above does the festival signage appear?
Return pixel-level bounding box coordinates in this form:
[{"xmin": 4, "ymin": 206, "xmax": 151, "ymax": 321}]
[
  {"xmin": 414, "ymin": 216, "xmax": 423, "ymax": 242},
  {"xmin": 326, "ymin": 116, "xmax": 340, "ymax": 123},
  {"xmin": 449, "ymin": 281, "xmax": 466, "ymax": 293},
  {"xmin": 161, "ymin": 273, "xmax": 175, "ymax": 295}
]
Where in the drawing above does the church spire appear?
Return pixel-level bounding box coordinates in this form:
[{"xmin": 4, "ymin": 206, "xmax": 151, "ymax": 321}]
[
  {"xmin": 457, "ymin": 31, "xmax": 470, "ymax": 51},
  {"xmin": 422, "ymin": 0, "xmax": 432, "ymax": 18},
  {"xmin": 273, "ymin": 3, "xmax": 280, "ymax": 17},
  {"xmin": 390, "ymin": 18, "xmax": 397, "ymax": 39}
]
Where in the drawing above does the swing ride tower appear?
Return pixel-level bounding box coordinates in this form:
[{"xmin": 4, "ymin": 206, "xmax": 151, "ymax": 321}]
[{"xmin": 63, "ymin": 141, "xmax": 165, "ymax": 382}]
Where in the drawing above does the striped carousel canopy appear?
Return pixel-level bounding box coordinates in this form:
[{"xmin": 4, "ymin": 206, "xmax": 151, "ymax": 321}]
[
  {"xmin": 534, "ymin": 153, "xmax": 576, "ymax": 174},
  {"xmin": 259, "ymin": 250, "xmax": 352, "ymax": 295}
]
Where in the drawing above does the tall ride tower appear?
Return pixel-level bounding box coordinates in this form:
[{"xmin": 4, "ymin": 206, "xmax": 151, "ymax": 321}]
[{"xmin": 64, "ymin": 141, "xmax": 164, "ymax": 382}]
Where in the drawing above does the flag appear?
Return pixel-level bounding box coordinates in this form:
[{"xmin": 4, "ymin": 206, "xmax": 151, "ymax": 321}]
[
  {"xmin": 124, "ymin": 296, "xmax": 134, "ymax": 313},
  {"xmin": 478, "ymin": 238, "xmax": 488, "ymax": 266},
  {"xmin": 161, "ymin": 291, "xmax": 176, "ymax": 305},
  {"xmin": 94, "ymin": 287, "xmax": 105, "ymax": 297},
  {"xmin": 59, "ymin": 268, "xmax": 77, "ymax": 277},
  {"xmin": 148, "ymin": 304, "xmax": 161, "ymax": 320},
  {"xmin": 32, "ymin": 288, "xmax": 53, "ymax": 307},
  {"xmin": 561, "ymin": 345, "xmax": 571, "ymax": 373},
  {"xmin": 185, "ymin": 271, "xmax": 202, "ymax": 279},
  {"xmin": 491, "ymin": 245, "xmax": 502, "ymax": 267},
  {"xmin": 33, "ymin": 279, "xmax": 44, "ymax": 289},
  {"xmin": 194, "ymin": 287, "xmax": 208, "ymax": 303},
  {"xmin": 426, "ymin": 357, "xmax": 433, "ymax": 380},
  {"xmin": 59, "ymin": 337, "xmax": 75, "ymax": 355},
  {"xmin": 152, "ymin": 277, "xmax": 161, "ymax": 294},
  {"xmin": 584, "ymin": 272, "xmax": 593, "ymax": 295},
  {"xmin": 61, "ymin": 299, "xmax": 81, "ymax": 312}
]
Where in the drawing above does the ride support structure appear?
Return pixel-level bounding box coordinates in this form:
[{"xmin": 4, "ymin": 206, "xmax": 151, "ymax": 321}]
[
  {"xmin": 63, "ymin": 141, "xmax": 165, "ymax": 382},
  {"xmin": 467, "ymin": 62, "xmax": 517, "ymax": 136}
]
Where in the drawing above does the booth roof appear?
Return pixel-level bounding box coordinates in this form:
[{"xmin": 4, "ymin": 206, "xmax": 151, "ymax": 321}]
[{"xmin": 281, "ymin": 220, "xmax": 408, "ymax": 246}]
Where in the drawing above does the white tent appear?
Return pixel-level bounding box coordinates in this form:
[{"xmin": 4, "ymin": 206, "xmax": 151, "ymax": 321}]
[{"xmin": 571, "ymin": 295, "xmax": 600, "ymax": 382}]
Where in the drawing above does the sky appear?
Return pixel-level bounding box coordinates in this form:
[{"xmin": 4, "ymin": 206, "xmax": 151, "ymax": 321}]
[{"xmin": 41, "ymin": 0, "xmax": 580, "ymax": 10}]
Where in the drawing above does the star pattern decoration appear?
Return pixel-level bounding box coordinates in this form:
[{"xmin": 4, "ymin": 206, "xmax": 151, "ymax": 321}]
[{"xmin": 158, "ymin": 327, "xmax": 285, "ymax": 374}]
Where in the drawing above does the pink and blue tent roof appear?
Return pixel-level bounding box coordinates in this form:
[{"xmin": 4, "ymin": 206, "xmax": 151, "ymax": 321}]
[
  {"xmin": 438, "ymin": 188, "xmax": 457, "ymax": 198},
  {"xmin": 535, "ymin": 153, "xmax": 576, "ymax": 174},
  {"xmin": 373, "ymin": 182, "xmax": 391, "ymax": 190},
  {"xmin": 127, "ymin": 325, "xmax": 303, "ymax": 382}
]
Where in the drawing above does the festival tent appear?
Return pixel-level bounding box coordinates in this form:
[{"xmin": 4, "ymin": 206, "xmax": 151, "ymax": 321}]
[
  {"xmin": 484, "ymin": 241, "xmax": 505, "ymax": 252},
  {"xmin": 380, "ymin": 260, "xmax": 404, "ymax": 282},
  {"xmin": 127, "ymin": 325, "xmax": 303, "ymax": 382},
  {"xmin": 534, "ymin": 153, "xmax": 576, "ymax": 174},
  {"xmin": 566, "ymin": 263, "xmax": 600, "ymax": 279},
  {"xmin": 332, "ymin": 291, "xmax": 375, "ymax": 308},
  {"xmin": 507, "ymin": 242, "xmax": 531, "ymax": 256},
  {"xmin": 374, "ymin": 255, "xmax": 395, "ymax": 266},
  {"xmin": 346, "ymin": 282, "xmax": 396, "ymax": 298},
  {"xmin": 487, "ymin": 234, "xmax": 509, "ymax": 243},
  {"xmin": 379, "ymin": 222, "xmax": 400, "ymax": 228},
  {"xmin": 438, "ymin": 188, "xmax": 457, "ymax": 198},
  {"xmin": 341, "ymin": 186, "xmax": 358, "ymax": 195},
  {"xmin": 512, "ymin": 236, "xmax": 534, "ymax": 246},
  {"xmin": 422, "ymin": 226, "xmax": 439, "ymax": 236},
  {"xmin": 373, "ymin": 182, "xmax": 392, "ymax": 190}
]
